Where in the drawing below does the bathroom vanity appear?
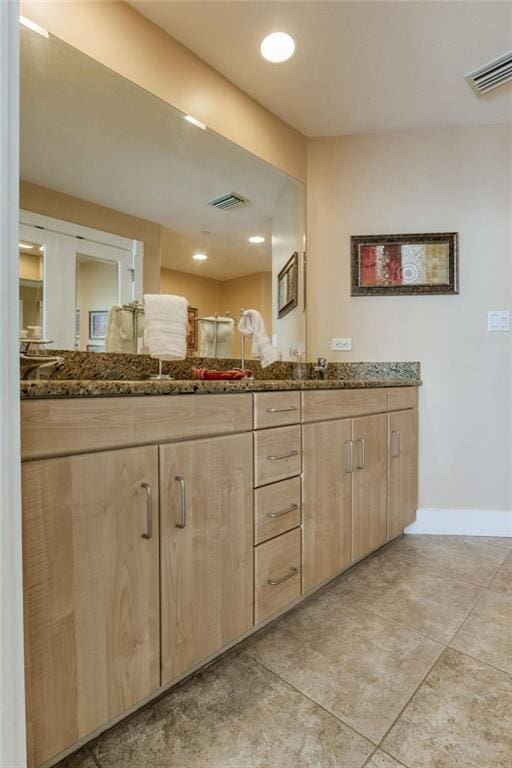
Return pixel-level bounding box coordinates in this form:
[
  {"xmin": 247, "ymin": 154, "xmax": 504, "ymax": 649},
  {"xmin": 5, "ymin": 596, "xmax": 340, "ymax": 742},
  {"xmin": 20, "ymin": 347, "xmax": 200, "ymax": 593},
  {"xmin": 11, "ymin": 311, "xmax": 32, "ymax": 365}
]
[{"xmin": 20, "ymin": 377, "xmax": 419, "ymax": 768}]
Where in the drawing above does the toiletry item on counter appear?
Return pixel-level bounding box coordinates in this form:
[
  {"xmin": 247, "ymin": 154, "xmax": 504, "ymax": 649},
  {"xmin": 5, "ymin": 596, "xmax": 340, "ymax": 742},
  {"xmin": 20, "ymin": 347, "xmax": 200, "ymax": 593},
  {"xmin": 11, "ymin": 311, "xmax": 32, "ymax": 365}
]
[
  {"xmin": 144, "ymin": 294, "xmax": 188, "ymax": 360},
  {"xmin": 238, "ymin": 309, "xmax": 281, "ymax": 368},
  {"xmin": 192, "ymin": 367, "xmax": 253, "ymax": 381}
]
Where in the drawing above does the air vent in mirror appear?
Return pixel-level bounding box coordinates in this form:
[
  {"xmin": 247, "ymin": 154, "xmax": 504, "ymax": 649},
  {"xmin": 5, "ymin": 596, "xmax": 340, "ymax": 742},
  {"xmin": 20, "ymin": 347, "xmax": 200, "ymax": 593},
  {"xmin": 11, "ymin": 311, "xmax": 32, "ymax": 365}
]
[
  {"xmin": 466, "ymin": 51, "xmax": 512, "ymax": 95},
  {"xmin": 208, "ymin": 193, "xmax": 248, "ymax": 210}
]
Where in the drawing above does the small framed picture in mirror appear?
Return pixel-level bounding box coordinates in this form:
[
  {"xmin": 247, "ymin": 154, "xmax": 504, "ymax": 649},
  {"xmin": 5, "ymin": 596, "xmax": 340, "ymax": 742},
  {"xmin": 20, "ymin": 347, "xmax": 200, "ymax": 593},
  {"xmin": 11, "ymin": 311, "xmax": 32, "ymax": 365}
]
[
  {"xmin": 278, "ymin": 252, "xmax": 299, "ymax": 318},
  {"xmin": 187, "ymin": 306, "xmax": 198, "ymax": 352},
  {"xmin": 88, "ymin": 310, "xmax": 108, "ymax": 340}
]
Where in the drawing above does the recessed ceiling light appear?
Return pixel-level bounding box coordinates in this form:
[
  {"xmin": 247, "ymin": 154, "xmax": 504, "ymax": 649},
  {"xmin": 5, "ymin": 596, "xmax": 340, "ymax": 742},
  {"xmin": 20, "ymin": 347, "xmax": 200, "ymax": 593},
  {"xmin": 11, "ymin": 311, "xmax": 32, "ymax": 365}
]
[
  {"xmin": 20, "ymin": 15, "xmax": 49, "ymax": 38},
  {"xmin": 193, "ymin": 253, "xmax": 208, "ymax": 261},
  {"xmin": 19, "ymin": 242, "xmax": 33, "ymax": 249},
  {"xmin": 260, "ymin": 32, "xmax": 295, "ymax": 63},
  {"xmin": 248, "ymin": 235, "xmax": 265, "ymax": 244},
  {"xmin": 184, "ymin": 114, "xmax": 207, "ymax": 130}
]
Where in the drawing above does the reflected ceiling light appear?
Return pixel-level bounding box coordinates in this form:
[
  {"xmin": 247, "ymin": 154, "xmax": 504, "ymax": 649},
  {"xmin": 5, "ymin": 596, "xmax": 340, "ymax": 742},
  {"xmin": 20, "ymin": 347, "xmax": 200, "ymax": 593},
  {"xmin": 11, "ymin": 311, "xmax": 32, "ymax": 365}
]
[
  {"xmin": 20, "ymin": 15, "xmax": 49, "ymax": 38},
  {"xmin": 193, "ymin": 253, "xmax": 208, "ymax": 261},
  {"xmin": 260, "ymin": 32, "xmax": 295, "ymax": 63},
  {"xmin": 184, "ymin": 114, "xmax": 207, "ymax": 130},
  {"xmin": 248, "ymin": 235, "xmax": 265, "ymax": 244},
  {"xmin": 19, "ymin": 242, "xmax": 33, "ymax": 249}
]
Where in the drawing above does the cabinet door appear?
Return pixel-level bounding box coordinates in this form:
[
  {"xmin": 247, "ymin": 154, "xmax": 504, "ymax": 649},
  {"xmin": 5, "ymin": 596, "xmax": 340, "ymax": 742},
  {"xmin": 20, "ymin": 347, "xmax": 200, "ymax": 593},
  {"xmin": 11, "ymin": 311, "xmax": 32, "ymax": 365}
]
[
  {"xmin": 352, "ymin": 414, "xmax": 387, "ymax": 561},
  {"xmin": 302, "ymin": 419, "xmax": 352, "ymax": 592},
  {"xmin": 160, "ymin": 433, "xmax": 253, "ymax": 684},
  {"xmin": 23, "ymin": 446, "xmax": 160, "ymax": 768},
  {"xmin": 388, "ymin": 409, "xmax": 418, "ymax": 539}
]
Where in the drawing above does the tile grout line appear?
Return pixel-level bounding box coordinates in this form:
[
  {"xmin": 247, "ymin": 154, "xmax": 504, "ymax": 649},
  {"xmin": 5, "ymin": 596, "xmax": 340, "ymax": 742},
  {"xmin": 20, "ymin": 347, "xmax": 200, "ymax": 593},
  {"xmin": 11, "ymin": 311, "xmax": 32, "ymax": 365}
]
[
  {"xmin": 242, "ymin": 651, "xmax": 379, "ymax": 748},
  {"xmin": 446, "ymin": 645, "xmax": 512, "ymax": 681}
]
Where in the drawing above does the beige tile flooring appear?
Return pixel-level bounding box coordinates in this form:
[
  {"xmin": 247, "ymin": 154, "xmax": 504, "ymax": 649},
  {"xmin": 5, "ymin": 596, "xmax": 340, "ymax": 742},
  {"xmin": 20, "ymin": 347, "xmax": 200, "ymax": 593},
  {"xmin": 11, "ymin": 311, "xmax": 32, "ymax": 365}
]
[{"xmin": 59, "ymin": 535, "xmax": 512, "ymax": 768}]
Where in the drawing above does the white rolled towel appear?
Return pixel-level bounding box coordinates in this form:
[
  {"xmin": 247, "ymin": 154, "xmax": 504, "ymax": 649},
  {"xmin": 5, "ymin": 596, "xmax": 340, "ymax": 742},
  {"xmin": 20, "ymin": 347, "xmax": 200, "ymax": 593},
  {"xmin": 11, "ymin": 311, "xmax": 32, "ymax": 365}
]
[
  {"xmin": 144, "ymin": 294, "xmax": 188, "ymax": 360},
  {"xmin": 238, "ymin": 309, "xmax": 281, "ymax": 368}
]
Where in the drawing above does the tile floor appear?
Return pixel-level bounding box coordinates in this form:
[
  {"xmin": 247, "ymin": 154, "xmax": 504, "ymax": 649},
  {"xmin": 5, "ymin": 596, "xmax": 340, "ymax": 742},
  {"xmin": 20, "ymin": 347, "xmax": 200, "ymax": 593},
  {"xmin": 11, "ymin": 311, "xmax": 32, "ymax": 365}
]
[{"xmin": 58, "ymin": 535, "xmax": 512, "ymax": 768}]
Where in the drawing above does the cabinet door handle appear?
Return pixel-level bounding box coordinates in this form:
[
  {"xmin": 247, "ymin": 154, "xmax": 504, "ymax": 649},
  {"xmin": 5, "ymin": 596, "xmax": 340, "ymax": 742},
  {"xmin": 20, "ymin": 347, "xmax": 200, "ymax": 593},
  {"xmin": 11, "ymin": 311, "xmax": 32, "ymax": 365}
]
[
  {"xmin": 344, "ymin": 440, "xmax": 354, "ymax": 474},
  {"xmin": 356, "ymin": 438, "xmax": 366, "ymax": 470},
  {"xmin": 267, "ymin": 450, "xmax": 299, "ymax": 461},
  {"xmin": 391, "ymin": 430, "xmax": 401, "ymax": 458},
  {"xmin": 267, "ymin": 503, "xmax": 298, "ymax": 519},
  {"xmin": 267, "ymin": 566, "xmax": 298, "ymax": 586},
  {"xmin": 175, "ymin": 475, "xmax": 187, "ymax": 529},
  {"xmin": 140, "ymin": 482, "xmax": 152, "ymax": 540},
  {"xmin": 265, "ymin": 406, "xmax": 298, "ymax": 413}
]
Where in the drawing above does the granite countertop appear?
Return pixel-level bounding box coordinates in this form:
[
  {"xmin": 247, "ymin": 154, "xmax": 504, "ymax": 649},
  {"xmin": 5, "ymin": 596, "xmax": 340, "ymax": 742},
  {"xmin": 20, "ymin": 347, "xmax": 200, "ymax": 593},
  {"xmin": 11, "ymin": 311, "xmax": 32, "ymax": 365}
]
[{"xmin": 20, "ymin": 377, "xmax": 421, "ymax": 399}]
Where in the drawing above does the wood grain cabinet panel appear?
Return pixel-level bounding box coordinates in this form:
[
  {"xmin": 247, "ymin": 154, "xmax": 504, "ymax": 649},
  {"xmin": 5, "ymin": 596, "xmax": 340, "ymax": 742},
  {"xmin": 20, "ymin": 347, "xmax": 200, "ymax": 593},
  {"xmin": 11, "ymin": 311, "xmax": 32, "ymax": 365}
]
[
  {"xmin": 254, "ymin": 425, "xmax": 301, "ymax": 487},
  {"xmin": 302, "ymin": 419, "xmax": 352, "ymax": 592},
  {"xmin": 160, "ymin": 433, "xmax": 253, "ymax": 684},
  {"xmin": 253, "ymin": 391, "xmax": 301, "ymax": 429},
  {"xmin": 388, "ymin": 409, "xmax": 418, "ymax": 538},
  {"xmin": 255, "ymin": 528, "xmax": 301, "ymax": 624},
  {"xmin": 352, "ymin": 414, "xmax": 388, "ymax": 561},
  {"xmin": 22, "ymin": 446, "xmax": 160, "ymax": 768},
  {"xmin": 301, "ymin": 389, "xmax": 388, "ymax": 423},
  {"xmin": 254, "ymin": 476, "xmax": 301, "ymax": 544}
]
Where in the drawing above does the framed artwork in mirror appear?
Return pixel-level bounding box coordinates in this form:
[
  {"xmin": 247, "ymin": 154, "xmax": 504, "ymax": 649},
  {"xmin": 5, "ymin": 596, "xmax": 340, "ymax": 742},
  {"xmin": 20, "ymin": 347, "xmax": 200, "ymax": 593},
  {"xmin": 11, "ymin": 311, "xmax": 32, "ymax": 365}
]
[
  {"xmin": 278, "ymin": 251, "xmax": 299, "ymax": 318},
  {"xmin": 187, "ymin": 306, "xmax": 198, "ymax": 352},
  {"xmin": 88, "ymin": 310, "xmax": 108, "ymax": 339},
  {"xmin": 351, "ymin": 232, "xmax": 458, "ymax": 295}
]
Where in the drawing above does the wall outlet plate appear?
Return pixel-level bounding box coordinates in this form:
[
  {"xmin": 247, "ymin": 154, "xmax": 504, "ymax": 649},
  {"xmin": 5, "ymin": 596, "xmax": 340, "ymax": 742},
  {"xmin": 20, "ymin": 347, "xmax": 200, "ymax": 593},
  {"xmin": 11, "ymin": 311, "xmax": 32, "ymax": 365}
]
[
  {"xmin": 331, "ymin": 337, "xmax": 352, "ymax": 351},
  {"xmin": 488, "ymin": 310, "xmax": 510, "ymax": 332}
]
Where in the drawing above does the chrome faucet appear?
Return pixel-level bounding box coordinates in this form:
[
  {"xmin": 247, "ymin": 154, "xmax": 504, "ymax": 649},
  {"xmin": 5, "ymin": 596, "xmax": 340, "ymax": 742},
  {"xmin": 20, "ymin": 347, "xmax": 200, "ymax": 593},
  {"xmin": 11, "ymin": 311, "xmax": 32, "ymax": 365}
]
[
  {"xmin": 20, "ymin": 339, "xmax": 63, "ymax": 380},
  {"xmin": 314, "ymin": 357, "xmax": 329, "ymax": 379}
]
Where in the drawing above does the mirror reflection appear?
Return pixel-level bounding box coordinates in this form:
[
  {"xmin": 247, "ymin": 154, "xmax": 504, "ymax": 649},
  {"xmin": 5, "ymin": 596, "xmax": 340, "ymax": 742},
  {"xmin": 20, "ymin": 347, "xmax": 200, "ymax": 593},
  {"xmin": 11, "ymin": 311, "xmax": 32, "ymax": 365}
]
[{"xmin": 20, "ymin": 28, "xmax": 305, "ymax": 361}]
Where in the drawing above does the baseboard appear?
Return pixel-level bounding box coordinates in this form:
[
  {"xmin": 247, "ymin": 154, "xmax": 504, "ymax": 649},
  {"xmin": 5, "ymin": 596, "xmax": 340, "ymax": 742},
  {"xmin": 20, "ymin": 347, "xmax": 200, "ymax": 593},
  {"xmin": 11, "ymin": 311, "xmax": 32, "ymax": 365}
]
[{"xmin": 405, "ymin": 507, "xmax": 512, "ymax": 537}]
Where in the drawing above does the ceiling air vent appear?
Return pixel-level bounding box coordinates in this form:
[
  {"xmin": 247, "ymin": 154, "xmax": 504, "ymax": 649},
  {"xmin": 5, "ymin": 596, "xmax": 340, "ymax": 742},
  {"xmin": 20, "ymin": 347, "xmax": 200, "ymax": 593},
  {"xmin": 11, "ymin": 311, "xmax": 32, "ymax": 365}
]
[
  {"xmin": 466, "ymin": 51, "xmax": 512, "ymax": 95},
  {"xmin": 208, "ymin": 192, "xmax": 248, "ymax": 211}
]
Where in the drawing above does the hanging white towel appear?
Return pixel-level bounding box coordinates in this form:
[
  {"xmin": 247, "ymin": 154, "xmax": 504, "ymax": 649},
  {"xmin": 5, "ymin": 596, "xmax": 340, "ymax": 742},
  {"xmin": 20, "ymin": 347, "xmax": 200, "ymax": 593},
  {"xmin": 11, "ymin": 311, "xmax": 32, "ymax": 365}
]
[
  {"xmin": 105, "ymin": 305, "xmax": 137, "ymax": 354},
  {"xmin": 238, "ymin": 309, "xmax": 281, "ymax": 368},
  {"xmin": 144, "ymin": 294, "xmax": 188, "ymax": 360}
]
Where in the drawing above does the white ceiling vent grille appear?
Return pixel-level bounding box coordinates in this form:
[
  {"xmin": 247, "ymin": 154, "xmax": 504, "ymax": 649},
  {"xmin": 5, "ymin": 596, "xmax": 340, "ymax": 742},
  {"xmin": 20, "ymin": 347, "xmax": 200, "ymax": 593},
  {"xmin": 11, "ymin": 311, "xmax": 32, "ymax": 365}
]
[
  {"xmin": 466, "ymin": 51, "xmax": 512, "ymax": 95},
  {"xmin": 208, "ymin": 192, "xmax": 248, "ymax": 211}
]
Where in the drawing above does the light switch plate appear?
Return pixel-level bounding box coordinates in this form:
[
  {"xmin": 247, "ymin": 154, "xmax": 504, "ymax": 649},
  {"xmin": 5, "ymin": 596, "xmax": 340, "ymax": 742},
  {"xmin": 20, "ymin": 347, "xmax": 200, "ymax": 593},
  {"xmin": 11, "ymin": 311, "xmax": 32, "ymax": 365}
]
[
  {"xmin": 331, "ymin": 337, "xmax": 352, "ymax": 351},
  {"xmin": 488, "ymin": 310, "xmax": 510, "ymax": 332}
]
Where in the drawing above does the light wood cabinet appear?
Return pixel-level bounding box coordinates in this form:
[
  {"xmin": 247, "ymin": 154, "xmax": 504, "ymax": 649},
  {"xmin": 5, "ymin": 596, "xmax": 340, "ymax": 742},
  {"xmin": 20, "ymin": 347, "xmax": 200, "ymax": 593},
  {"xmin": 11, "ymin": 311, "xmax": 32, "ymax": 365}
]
[
  {"xmin": 253, "ymin": 425, "xmax": 301, "ymax": 487},
  {"xmin": 388, "ymin": 409, "xmax": 418, "ymax": 539},
  {"xmin": 254, "ymin": 528, "xmax": 301, "ymax": 624},
  {"xmin": 22, "ymin": 446, "xmax": 160, "ymax": 768},
  {"xmin": 352, "ymin": 413, "xmax": 388, "ymax": 561},
  {"xmin": 159, "ymin": 433, "xmax": 253, "ymax": 684},
  {"xmin": 254, "ymin": 476, "xmax": 301, "ymax": 545},
  {"xmin": 302, "ymin": 419, "xmax": 352, "ymax": 592}
]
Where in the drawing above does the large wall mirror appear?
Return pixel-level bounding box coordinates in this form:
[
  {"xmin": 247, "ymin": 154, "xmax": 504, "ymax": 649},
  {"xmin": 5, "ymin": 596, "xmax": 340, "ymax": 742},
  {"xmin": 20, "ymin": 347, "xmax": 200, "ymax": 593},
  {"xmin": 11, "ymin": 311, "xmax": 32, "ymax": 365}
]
[{"xmin": 20, "ymin": 27, "xmax": 306, "ymax": 361}]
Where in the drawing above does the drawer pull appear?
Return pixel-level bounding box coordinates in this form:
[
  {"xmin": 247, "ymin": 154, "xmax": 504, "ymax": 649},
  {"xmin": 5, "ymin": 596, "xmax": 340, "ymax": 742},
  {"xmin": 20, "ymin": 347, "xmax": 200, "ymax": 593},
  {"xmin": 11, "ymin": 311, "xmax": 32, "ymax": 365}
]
[
  {"xmin": 344, "ymin": 440, "xmax": 354, "ymax": 474},
  {"xmin": 356, "ymin": 438, "xmax": 366, "ymax": 470},
  {"xmin": 265, "ymin": 406, "xmax": 298, "ymax": 413},
  {"xmin": 267, "ymin": 566, "xmax": 298, "ymax": 586},
  {"xmin": 267, "ymin": 503, "xmax": 298, "ymax": 519},
  {"xmin": 140, "ymin": 482, "xmax": 152, "ymax": 540},
  {"xmin": 267, "ymin": 450, "xmax": 299, "ymax": 461},
  {"xmin": 391, "ymin": 430, "xmax": 401, "ymax": 458},
  {"xmin": 175, "ymin": 475, "xmax": 187, "ymax": 529}
]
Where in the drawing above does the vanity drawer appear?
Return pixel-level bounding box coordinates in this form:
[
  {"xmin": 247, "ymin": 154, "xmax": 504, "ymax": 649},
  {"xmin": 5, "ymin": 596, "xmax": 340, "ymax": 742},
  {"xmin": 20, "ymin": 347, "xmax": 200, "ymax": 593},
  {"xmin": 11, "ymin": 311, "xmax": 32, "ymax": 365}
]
[
  {"xmin": 387, "ymin": 387, "xmax": 418, "ymax": 412},
  {"xmin": 253, "ymin": 425, "xmax": 301, "ymax": 487},
  {"xmin": 301, "ymin": 389, "xmax": 388, "ymax": 423},
  {"xmin": 253, "ymin": 391, "xmax": 301, "ymax": 429},
  {"xmin": 255, "ymin": 528, "xmax": 301, "ymax": 624},
  {"xmin": 254, "ymin": 476, "xmax": 301, "ymax": 544}
]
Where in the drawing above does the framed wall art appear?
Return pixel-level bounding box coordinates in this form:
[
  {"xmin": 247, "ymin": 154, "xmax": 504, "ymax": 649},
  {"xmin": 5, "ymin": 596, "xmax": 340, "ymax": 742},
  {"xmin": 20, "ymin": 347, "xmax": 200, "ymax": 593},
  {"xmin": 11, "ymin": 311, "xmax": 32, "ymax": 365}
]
[
  {"xmin": 277, "ymin": 251, "xmax": 299, "ymax": 318},
  {"xmin": 187, "ymin": 306, "xmax": 198, "ymax": 352},
  {"xmin": 88, "ymin": 310, "xmax": 108, "ymax": 339},
  {"xmin": 351, "ymin": 232, "xmax": 458, "ymax": 296}
]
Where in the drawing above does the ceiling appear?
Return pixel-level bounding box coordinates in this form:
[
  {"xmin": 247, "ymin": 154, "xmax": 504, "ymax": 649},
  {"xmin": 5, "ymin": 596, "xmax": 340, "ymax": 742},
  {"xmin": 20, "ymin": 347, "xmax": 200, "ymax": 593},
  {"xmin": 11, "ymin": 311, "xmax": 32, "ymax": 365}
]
[
  {"xmin": 20, "ymin": 29, "xmax": 300, "ymax": 280},
  {"xmin": 128, "ymin": 1, "xmax": 512, "ymax": 137}
]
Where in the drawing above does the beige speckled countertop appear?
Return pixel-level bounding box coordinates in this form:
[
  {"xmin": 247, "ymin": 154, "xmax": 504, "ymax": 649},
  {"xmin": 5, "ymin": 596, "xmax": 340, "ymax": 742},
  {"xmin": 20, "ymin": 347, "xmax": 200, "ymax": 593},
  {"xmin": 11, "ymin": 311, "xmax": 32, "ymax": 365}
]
[{"xmin": 20, "ymin": 377, "xmax": 421, "ymax": 399}]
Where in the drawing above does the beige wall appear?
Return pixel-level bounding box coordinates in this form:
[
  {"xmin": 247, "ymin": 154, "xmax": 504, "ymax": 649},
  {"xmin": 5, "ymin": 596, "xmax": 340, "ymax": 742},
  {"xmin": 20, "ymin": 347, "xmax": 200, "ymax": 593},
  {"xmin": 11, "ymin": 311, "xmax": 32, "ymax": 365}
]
[
  {"xmin": 161, "ymin": 267, "xmax": 272, "ymax": 359},
  {"xmin": 21, "ymin": 0, "xmax": 306, "ymax": 183},
  {"xmin": 20, "ymin": 180, "xmax": 161, "ymax": 293},
  {"xmin": 19, "ymin": 252, "xmax": 42, "ymax": 282},
  {"xmin": 307, "ymin": 125, "xmax": 512, "ymax": 512},
  {"xmin": 76, "ymin": 260, "xmax": 118, "ymax": 349}
]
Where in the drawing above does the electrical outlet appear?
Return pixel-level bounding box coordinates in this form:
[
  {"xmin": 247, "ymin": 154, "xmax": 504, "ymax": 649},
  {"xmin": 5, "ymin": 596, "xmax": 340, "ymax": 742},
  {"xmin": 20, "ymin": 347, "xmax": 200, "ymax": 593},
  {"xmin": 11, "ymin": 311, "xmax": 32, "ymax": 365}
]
[
  {"xmin": 331, "ymin": 337, "xmax": 352, "ymax": 351},
  {"xmin": 488, "ymin": 310, "xmax": 510, "ymax": 332}
]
